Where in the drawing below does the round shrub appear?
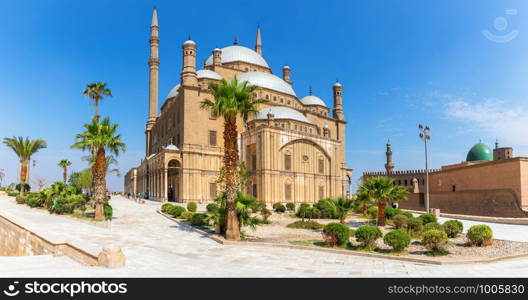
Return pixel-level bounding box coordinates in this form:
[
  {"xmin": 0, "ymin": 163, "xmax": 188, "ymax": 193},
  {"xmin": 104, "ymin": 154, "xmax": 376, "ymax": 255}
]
[
  {"xmin": 396, "ymin": 210, "xmax": 413, "ymax": 219},
  {"xmin": 25, "ymin": 193, "xmax": 44, "ymax": 208},
  {"xmin": 355, "ymin": 225, "xmax": 383, "ymax": 249},
  {"xmin": 393, "ymin": 215, "xmax": 408, "ymax": 230},
  {"xmin": 423, "ymin": 222, "xmax": 444, "ymax": 232},
  {"xmin": 187, "ymin": 202, "xmax": 197, "ymax": 212},
  {"xmin": 161, "ymin": 203, "xmax": 174, "ymax": 213},
  {"xmin": 104, "ymin": 203, "xmax": 113, "ymax": 220},
  {"xmin": 383, "ymin": 229, "xmax": 411, "ymax": 252},
  {"xmin": 384, "ymin": 206, "xmax": 398, "ymax": 219},
  {"xmin": 315, "ymin": 199, "xmax": 338, "ymax": 219},
  {"xmin": 190, "ymin": 213, "xmax": 208, "ymax": 226},
  {"xmin": 287, "ymin": 220, "xmax": 323, "ymax": 230},
  {"xmin": 274, "ymin": 203, "xmax": 286, "ymax": 213},
  {"xmin": 15, "ymin": 194, "xmax": 25, "ymax": 204},
  {"xmin": 260, "ymin": 207, "xmax": 272, "ymax": 221},
  {"xmin": 366, "ymin": 206, "xmax": 378, "ymax": 219},
  {"xmin": 322, "ymin": 222, "xmax": 351, "ymax": 246},
  {"xmin": 406, "ymin": 218, "xmax": 423, "ymax": 233},
  {"xmin": 421, "ymin": 230, "xmax": 448, "ymax": 251},
  {"xmin": 167, "ymin": 205, "xmax": 186, "ymax": 217},
  {"xmin": 180, "ymin": 211, "xmax": 194, "ymax": 220},
  {"xmin": 467, "ymin": 225, "xmax": 493, "ymax": 246},
  {"xmin": 443, "ymin": 220, "xmax": 464, "ymax": 238},
  {"xmin": 206, "ymin": 203, "xmax": 219, "ymax": 213},
  {"xmin": 286, "ymin": 202, "xmax": 295, "ymax": 211},
  {"xmin": 272, "ymin": 203, "xmax": 282, "ymax": 210},
  {"xmin": 418, "ymin": 213, "xmax": 437, "ymax": 225}
]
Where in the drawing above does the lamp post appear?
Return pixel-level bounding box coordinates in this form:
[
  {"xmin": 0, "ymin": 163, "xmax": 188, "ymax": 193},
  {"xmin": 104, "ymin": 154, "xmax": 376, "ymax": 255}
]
[{"xmin": 418, "ymin": 124, "xmax": 431, "ymax": 213}]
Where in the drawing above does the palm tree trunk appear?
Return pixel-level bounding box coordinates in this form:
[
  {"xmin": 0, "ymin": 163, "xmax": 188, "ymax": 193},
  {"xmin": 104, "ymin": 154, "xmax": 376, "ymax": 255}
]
[
  {"xmin": 92, "ymin": 147, "xmax": 107, "ymax": 221},
  {"xmin": 223, "ymin": 116, "xmax": 240, "ymax": 240},
  {"xmin": 94, "ymin": 98, "xmax": 99, "ymax": 123},
  {"xmin": 19, "ymin": 162, "xmax": 28, "ymax": 197},
  {"xmin": 377, "ymin": 202, "xmax": 386, "ymax": 226},
  {"xmin": 63, "ymin": 166, "xmax": 67, "ymax": 183}
]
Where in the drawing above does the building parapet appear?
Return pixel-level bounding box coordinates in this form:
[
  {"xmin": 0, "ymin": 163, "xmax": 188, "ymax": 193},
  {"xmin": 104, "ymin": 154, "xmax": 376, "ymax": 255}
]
[{"xmin": 363, "ymin": 168, "xmax": 441, "ymax": 177}]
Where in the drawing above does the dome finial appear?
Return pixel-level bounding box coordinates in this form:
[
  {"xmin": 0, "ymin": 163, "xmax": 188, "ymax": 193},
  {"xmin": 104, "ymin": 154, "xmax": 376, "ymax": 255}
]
[
  {"xmin": 309, "ymin": 85, "xmax": 312, "ymax": 95},
  {"xmin": 188, "ymin": 35, "xmax": 192, "ymax": 40},
  {"xmin": 233, "ymin": 36, "xmax": 238, "ymax": 45}
]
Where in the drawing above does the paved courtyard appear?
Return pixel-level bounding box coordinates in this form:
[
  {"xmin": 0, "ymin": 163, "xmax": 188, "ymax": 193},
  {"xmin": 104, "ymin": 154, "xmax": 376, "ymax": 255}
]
[{"xmin": 1, "ymin": 195, "xmax": 528, "ymax": 277}]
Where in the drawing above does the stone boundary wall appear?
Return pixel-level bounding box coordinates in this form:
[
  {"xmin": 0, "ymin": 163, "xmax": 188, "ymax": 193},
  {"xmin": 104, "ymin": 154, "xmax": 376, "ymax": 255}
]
[{"xmin": 400, "ymin": 189, "xmax": 528, "ymax": 218}]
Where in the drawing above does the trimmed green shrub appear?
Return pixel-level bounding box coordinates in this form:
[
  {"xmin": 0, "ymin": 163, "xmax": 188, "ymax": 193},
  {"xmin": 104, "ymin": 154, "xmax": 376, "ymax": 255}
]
[
  {"xmin": 383, "ymin": 229, "xmax": 411, "ymax": 252},
  {"xmin": 422, "ymin": 230, "xmax": 448, "ymax": 251},
  {"xmin": 384, "ymin": 206, "xmax": 398, "ymax": 219},
  {"xmin": 393, "ymin": 215, "xmax": 408, "ymax": 229},
  {"xmin": 467, "ymin": 225, "xmax": 493, "ymax": 246},
  {"xmin": 272, "ymin": 203, "xmax": 282, "ymax": 209},
  {"xmin": 190, "ymin": 213, "xmax": 208, "ymax": 226},
  {"xmin": 396, "ymin": 210, "xmax": 413, "ymax": 219},
  {"xmin": 315, "ymin": 199, "xmax": 338, "ymax": 219},
  {"xmin": 287, "ymin": 220, "xmax": 324, "ymax": 230},
  {"xmin": 406, "ymin": 218, "xmax": 423, "ymax": 233},
  {"xmin": 186, "ymin": 202, "xmax": 197, "ymax": 212},
  {"xmin": 322, "ymin": 222, "xmax": 351, "ymax": 246},
  {"xmin": 206, "ymin": 203, "xmax": 219, "ymax": 213},
  {"xmin": 443, "ymin": 220, "xmax": 463, "ymax": 238},
  {"xmin": 355, "ymin": 225, "xmax": 383, "ymax": 250},
  {"xmin": 48, "ymin": 194, "xmax": 86, "ymax": 215},
  {"xmin": 104, "ymin": 203, "xmax": 113, "ymax": 220},
  {"xmin": 418, "ymin": 213, "xmax": 437, "ymax": 225},
  {"xmin": 366, "ymin": 205, "xmax": 378, "ymax": 219},
  {"xmin": 260, "ymin": 207, "xmax": 272, "ymax": 221},
  {"xmin": 423, "ymin": 222, "xmax": 444, "ymax": 232},
  {"xmin": 15, "ymin": 194, "xmax": 25, "ymax": 204},
  {"xmin": 167, "ymin": 205, "xmax": 186, "ymax": 217},
  {"xmin": 161, "ymin": 203, "xmax": 174, "ymax": 213},
  {"xmin": 286, "ymin": 202, "xmax": 295, "ymax": 211},
  {"xmin": 296, "ymin": 205, "xmax": 320, "ymax": 219},
  {"xmin": 25, "ymin": 192, "xmax": 44, "ymax": 208},
  {"xmin": 274, "ymin": 203, "xmax": 286, "ymax": 213},
  {"xmin": 179, "ymin": 211, "xmax": 194, "ymax": 221},
  {"xmin": 7, "ymin": 191, "xmax": 19, "ymax": 197}
]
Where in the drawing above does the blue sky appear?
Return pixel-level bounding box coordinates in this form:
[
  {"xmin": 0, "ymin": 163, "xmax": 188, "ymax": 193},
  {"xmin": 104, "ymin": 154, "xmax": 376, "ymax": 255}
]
[{"xmin": 1, "ymin": 0, "xmax": 527, "ymax": 191}]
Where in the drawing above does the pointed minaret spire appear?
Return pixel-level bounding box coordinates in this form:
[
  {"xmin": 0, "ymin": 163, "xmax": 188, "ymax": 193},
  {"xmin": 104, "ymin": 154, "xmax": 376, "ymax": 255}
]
[
  {"xmin": 146, "ymin": 6, "xmax": 160, "ymax": 157},
  {"xmin": 151, "ymin": 6, "xmax": 158, "ymax": 27},
  {"xmin": 255, "ymin": 24, "xmax": 262, "ymax": 55}
]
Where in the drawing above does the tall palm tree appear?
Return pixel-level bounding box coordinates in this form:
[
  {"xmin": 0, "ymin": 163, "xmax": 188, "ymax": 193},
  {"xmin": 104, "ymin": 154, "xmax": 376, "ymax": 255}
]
[
  {"xmin": 82, "ymin": 154, "xmax": 121, "ymax": 177},
  {"xmin": 83, "ymin": 82, "xmax": 112, "ymax": 122},
  {"xmin": 2, "ymin": 137, "xmax": 47, "ymax": 196},
  {"xmin": 71, "ymin": 117, "xmax": 125, "ymax": 220},
  {"xmin": 357, "ymin": 176, "xmax": 409, "ymax": 226},
  {"xmin": 332, "ymin": 197, "xmax": 354, "ymax": 224},
  {"xmin": 57, "ymin": 159, "xmax": 72, "ymax": 183},
  {"xmin": 200, "ymin": 77, "xmax": 267, "ymax": 240}
]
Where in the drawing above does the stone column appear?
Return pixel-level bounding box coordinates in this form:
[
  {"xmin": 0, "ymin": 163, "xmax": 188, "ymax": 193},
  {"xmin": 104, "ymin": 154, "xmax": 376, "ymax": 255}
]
[{"xmin": 163, "ymin": 168, "xmax": 168, "ymax": 202}]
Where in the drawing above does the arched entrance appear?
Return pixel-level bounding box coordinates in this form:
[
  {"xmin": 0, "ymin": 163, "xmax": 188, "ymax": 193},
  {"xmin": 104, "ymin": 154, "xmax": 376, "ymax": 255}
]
[
  {"xmin": 167, "ymin": 160, "xmax": 181, "ymax": 202},
  {"xmin": 345, "ymin": 175, "xmax": 352, "ymax": 197}
]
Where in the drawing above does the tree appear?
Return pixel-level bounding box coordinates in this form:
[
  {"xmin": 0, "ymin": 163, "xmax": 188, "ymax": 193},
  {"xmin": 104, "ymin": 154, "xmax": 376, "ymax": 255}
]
[
  {"xmin": 32, "ymin": 176, "xmax": 48, "ymax": 191},
  {"xmin": 357, "ymin": 176, "xmax": 409, "ymax": 226},
  {"xmin": 2, "ymin": 136, "xmax": 47, "ymax": 196},
  {"xmin": 83, "ymin": 82, "xmax": 112, "ymax": 122},
  {"xmin": 71, "ymin": 117, "xmax": 125, "ymax": 220},
  {"xmin": 57, "ymin": 159, "xmax": 72, "ymax": 183},
  {"xmin": 332, "ymin": 197, "xmax": 354, "ymax": 224},
  {"xmin": 82, "ymin": 155, "xmax": 121, "ymax": 177},
  {"xmin": 200, "ymin": 77, "xmax": 267, "ymax": 240}
]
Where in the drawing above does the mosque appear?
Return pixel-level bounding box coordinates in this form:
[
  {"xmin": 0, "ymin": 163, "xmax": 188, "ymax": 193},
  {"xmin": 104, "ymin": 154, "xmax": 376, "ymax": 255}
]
[{"xmin": 124, "ymin": 8, "xmax": 352, "ymax": 203}]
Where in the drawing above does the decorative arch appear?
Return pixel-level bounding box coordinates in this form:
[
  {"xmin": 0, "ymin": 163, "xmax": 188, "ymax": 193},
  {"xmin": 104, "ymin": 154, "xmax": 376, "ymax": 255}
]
[{"xmin": 279, "ymin": 138, "xmax": 331, "ymax": 161}]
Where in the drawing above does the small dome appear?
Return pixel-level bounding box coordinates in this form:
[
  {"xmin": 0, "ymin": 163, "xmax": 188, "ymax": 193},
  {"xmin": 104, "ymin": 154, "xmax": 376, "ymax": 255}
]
[
  {"xmin": 183, "ymin": 39, "xmax": 196, "ymax": 46},
  {"xmin": 283, "ymin": 65, "xmax": 290, "ymax": 70},
  {"xmin": 333, "ymin": 81, "xmax": 342, "ymax": 88},
  {"xmin": 165, "ymin": 144, "xmax": 179, "ymax": 151},
  {"xmin": 197, "ymin": 69, "xmax": 222, "ymax": 80},
  {"xmin": 256, "ymin": 106, "xmax": 309, "ymax": 123},
  {"xmin": 166, "ymin": 84, "xmax": 180, "ymax": 99},
  {"xmin": 301, "ymin": 95, "xmax": 327, "ymax": 107},
  {"xmin": 205, "ymin": 45, "xmax": 269, "ymax": 68},
  {"xmin": 466, "ymin": 142, "xmax": 493, "ymax": 162},
  {"xmin": 237, "ymin": 71, "xmax": 296, "ymax": 96}
]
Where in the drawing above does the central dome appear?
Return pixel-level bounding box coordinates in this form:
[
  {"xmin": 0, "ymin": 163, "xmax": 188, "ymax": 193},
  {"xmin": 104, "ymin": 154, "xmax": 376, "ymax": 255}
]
[
  {"xmin": 205, "ymin": 45, "xmax": 269, "ymax": 68},
  {"xmin": 466, "ymin": 142, "xmax": 493, "ymax": 162},
  {"xmin": 256, "ymin": 106, "xmax": 309, "ymax": 123},
  {"xmin": 237, "ymin": 72, "xmax": 296, "ymax": 96},
  {"xmin": 300, "ymin": 95, "xmax": 327, "ymax": 107}
]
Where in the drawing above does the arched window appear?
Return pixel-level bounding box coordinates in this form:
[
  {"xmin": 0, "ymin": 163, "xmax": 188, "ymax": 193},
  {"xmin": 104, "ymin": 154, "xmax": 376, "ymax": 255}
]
[
  {"xmin": 284, "ymin": 152, "xmax": 292, "ymax": 171},
  {"xmin": 285, "ymin": 183, "xmax": 292, "ymax": 201}
]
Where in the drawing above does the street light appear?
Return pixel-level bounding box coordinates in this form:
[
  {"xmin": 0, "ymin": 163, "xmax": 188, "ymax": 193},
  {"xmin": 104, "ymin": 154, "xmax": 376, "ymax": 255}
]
[{"xmin": 418, "ymin": 124, "xmax": 431, "ymax": 213}]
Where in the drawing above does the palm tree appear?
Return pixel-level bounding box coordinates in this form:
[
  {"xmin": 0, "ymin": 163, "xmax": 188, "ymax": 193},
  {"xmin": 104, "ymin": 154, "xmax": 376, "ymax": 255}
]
[
  {"xmin": 200, "ymin": 77, "xmax": 267, "ymax": 240},
  {"xmin": 83, "ymin": 82, "xmax": 112, "ymax": 122},
  {"xmin": 357, "ymin": 176, "xmax": 409, "ymax": 226},
  {"xmin": 82, "ymin": 154, "xmax": 121, "ymax": 177},
  {"xmin": 2, "ymin": 137, "xmax": 47, "ymax": 196},
  {"xmin": 332, "ymin": 197, "xmax": 354, "ymax": 224},
  {"xmin": 57, "ymin": 159, "xmax": 72, "ymax": 183},
  {"xmin": 71, "ymin": 117, "xmax": 125, "ymax": 220}
]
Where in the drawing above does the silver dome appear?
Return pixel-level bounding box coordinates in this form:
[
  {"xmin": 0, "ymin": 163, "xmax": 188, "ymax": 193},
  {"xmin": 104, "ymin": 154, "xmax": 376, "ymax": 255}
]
[
  {"xmin": 164, "ymin": 144, "xmax": 179, "ymax": 151},
  {"xmin": 205, "ymin": 45, "xmax": 269, "ymax": 68},
  {"xmin": 300, "ymin": 95, "xmax": 327, "ymax": 107},
  {"xmin": 197, "ymin": 69, "xmax": 222, "ymax": 80},
  {"xmin": 237, "ymin": 72, "xmax": 296, "ymax": 96},
  {"xmin": 166, "ymin": 84, "xmax": 180, "ymax": 99},
  {"xmin": 256, "ymin": 106, "xmax": 310, "ymax": 123}
]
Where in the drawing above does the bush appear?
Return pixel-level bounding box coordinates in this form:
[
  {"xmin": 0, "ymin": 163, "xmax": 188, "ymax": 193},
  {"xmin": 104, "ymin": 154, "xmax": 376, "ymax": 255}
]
[
  {"xmin": 366, "ymin": 206, "xmax": 378, "ymax": 219},
  {"xmin": 15, "ymin": 194, "xmax": 25, "ymax": 204},
  {"xmin": 287, "ymin": 220, "xmax": 324, "ymax": 230},
  {"xmin": 25, "ymin": 192, "xmax": 44, "ymax": 208},
  {"xmin": 443, "ymin": 220, "xmax": 463, "ymax": 238},
  {"xmin": 274, "ymin": 203, "xmax": 286, "ymax": 213},
  {"xmin": 418, "ymin": 213, "xmax": 437, "ymax": 225},
  {"xmin": 206, "ymin": 203, "xmax": 219, "ymax": 213},
  {"xmin": 406, "ymin": 218, "xmax": 423, "ymax": 233},
  {"xmin": 15, "ymin": 183, "xmax": 31, "ymax": 192},
  {"xmin": 296, "ymin": 205, "xmax": 320, "ymax": 219},
  {"xmin": 161, "ymin": 203, "xmax": 174, "ymax": 213},
  {"xmin": 383, "ymin": 229, "xmax": 411, "ymax": 252},
  {"xmin": 48, "ymin": 194, "xmax": 86, "ymax": 215},
  {"xmin": 180, "ymin": 211, "xmax": 194, "ymax": 221},
  {"xmin": 422, "ymin": 230, "xmax": 448, "ymax": 251},
  {"xmin": 423, "ymin": 222, "xmax": 444, "ymax": 232},
  {"xmin": 322, "ymin": 222, "xmax": 351, "ymax": 246},
  {"xmin": 467, "ymin": 225, "xmax": 493, "ymax": 246},
  {"xmin": 190, "ymin": 213, "xmax": 208, "ymax": 226},
  {"xmin": 7, "ymin": 191, "xmax": 19, "ymax": 197},
  {"xmin": 355, "ymin": 225, "xmax": 383, "ymax": 250},
  {"xmin": 104, "ymin": 204, "xmax": 113, "ymax": 220},
  {"xmin": 260, "ymin": 207, "xmax": 272, "ymax": 221},
  {"xmin": 187, "ymin": 202, "xmax": 197, "ymax": 212},
  {"xmin": 393, "ymin": 215, "xmax": 408, "ymax": 230},
  {"xmin": 396, "ymin": 210, "xmax": 413, "ymax": 219},
  {"xmin": 286, "ymin": 202, "xmax": 295, "ymax": 211},
  {"xmin": 315, "ymin": 199, "xmax": 338, "ymax": 219},
  {"xmin": 167, "ymin": 205, "xmax": 186, "ymax": 217},
  {"xmin": 384, "ymin": 206, "xmax": 399, "ymax": 219}
]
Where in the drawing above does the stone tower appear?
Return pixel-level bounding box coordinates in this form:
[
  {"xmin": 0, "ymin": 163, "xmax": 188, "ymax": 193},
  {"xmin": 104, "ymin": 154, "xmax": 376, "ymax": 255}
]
[
  {"xmin": 332, "ymin": 80, "xmax": 344, "ymax": 120},
  {"xmin": 255, "ymin": 24, "xmax": 262, "ymax": 55},
  {"xmin": 181, "ymin": 38, "xmax": 197, "ymax": 86},
  {"xmin": 283, "ymin": 65, "xmax": 292, "ymax": 85},
  {"xmin": 385, "ymin": 140, "xmax": 394, "ymax": 173},
  {"xmin": 146, "ymin": 7, "xmax": 159, "ymax": 157}
]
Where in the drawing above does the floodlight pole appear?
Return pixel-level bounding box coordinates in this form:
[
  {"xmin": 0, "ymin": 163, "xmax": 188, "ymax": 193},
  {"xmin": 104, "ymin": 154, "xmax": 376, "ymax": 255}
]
[{"xmin": 418, "ymin": 124, "xmax": 431, "ymax": 213}]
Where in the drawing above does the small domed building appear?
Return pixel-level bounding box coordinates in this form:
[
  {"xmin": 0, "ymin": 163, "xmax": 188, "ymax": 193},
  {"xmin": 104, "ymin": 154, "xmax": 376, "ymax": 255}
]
[{"xmin": 124, "ymin": 8, "xmax": 352, "ymax": 203}]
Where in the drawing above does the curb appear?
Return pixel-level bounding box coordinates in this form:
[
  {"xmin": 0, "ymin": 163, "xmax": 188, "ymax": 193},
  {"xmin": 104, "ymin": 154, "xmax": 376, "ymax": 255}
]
[{"xmin": 404, "ymin": 209, "xmax": 528, "ymax": 225}]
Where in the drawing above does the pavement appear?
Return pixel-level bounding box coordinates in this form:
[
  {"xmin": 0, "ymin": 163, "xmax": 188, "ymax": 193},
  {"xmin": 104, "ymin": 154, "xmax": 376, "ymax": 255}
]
[{"xmin": 1, "ymin": 194, "xmax": 528, "ymax": 277}]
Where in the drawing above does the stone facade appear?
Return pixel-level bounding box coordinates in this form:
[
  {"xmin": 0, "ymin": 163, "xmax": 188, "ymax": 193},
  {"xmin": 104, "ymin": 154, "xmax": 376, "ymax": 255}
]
[{"xmin": 124, "ymin": 8, "xmax": 352, "ymax": 203}]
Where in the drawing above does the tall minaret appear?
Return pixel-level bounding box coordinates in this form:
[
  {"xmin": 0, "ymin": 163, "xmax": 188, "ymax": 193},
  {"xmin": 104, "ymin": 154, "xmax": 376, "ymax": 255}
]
[
  {"xmin": 385, "ymin": 140, "xmax": 395, "ymax": 173},
  {"xmin": 332, "ymin": 80, "xmax": 344, "ymax": 120},
  {"xmin": 146, "ymin": 7, "xmax": 160, "ymax": 157},
  {"xmin": 255, "ymin": 24, "xmax": 262, "ymax": 55}
]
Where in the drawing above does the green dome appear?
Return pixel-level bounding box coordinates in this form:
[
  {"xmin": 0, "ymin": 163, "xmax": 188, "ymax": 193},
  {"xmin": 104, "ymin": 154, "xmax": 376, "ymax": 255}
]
[{"xmin": 466, "ymin": 143, "xmax": 493, "ymax": 162}]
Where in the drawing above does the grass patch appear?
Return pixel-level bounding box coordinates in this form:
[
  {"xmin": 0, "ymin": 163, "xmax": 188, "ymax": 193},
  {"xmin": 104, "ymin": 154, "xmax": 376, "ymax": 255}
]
[
  {"xmin": 288, "ymin": 240, "xmax": 325, "ymax": 247},
  {"xmin": 286, "ymin": 220, "xmax": 323, "ymax": 230}
]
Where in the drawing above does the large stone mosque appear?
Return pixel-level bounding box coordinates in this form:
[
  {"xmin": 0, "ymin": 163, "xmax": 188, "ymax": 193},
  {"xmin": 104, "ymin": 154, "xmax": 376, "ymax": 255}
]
[{"xmin": 124, "ymin": 8, "xmax": 352, "ymax": 203}]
